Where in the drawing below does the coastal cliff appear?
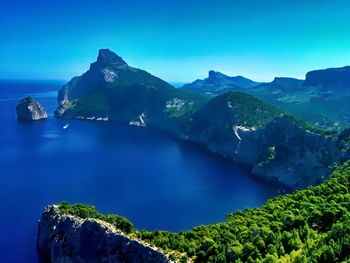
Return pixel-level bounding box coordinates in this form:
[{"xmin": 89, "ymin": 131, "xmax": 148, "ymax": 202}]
[
  {"xmin": 183, "ymin": 92, "xmax": 343, "ymax": 188},
  {"xmin": 37, "ymin": 205, "xmax": 170, "ymax": 263}
]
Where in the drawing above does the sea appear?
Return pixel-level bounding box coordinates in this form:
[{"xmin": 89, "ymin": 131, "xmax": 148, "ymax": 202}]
[{"xmin": 0, "ymin": 80, "xmax": 280, "ymax": 263}]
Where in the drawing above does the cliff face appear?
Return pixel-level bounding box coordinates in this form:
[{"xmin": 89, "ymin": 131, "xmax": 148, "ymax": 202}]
[
  {"xmin": 185, "ymin": 113, "xmax": 339, "ymax": 189},
  {"xmin": 304, "ymin": 66, "xmax": 350, "ymax": 92},
  {"xmin": 37, "ymin": 205, "xmax": 170, "ymax": 263},
  {"xmin": 248, "ymin": 117, "xmax": 338, "ymax": 187},
  {"xmin": 178, "ymin": 92, "xmax": 343, "ymax": 188}
]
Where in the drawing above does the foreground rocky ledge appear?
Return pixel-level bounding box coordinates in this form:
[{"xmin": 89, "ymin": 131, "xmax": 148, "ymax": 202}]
[{"xmin": 37, "ymin": 205, "xmax": 170, "ymax": 263}]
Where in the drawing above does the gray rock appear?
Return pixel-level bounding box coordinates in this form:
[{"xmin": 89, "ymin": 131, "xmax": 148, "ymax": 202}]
[
  {"xmin": 186, "ymin": 115, "xmax": 347, "ymax": 189},
  {"xmin": 16, "ymin": 96, "xmax": 48, "ymax": 121},
  {"xmin": 54, "ymin": 98, "xmax": 74, "ymax": 118},
  {"xmin": 37, "ymin": 205, "xmax": 170, "ymax": 263}
]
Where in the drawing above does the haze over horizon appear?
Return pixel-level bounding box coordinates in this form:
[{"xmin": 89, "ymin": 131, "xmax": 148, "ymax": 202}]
[{"xmin": 1, "ymin": 0, "xmax": 350, "ymax": 83}]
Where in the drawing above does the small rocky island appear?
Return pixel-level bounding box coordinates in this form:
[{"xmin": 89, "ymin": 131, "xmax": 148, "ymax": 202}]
[{"xmin": 16, "ymin": 96, "xmax": 48, "ymax": 121}]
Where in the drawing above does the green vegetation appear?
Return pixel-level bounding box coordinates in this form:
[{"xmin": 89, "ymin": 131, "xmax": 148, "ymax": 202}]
[
  {"xmin": 195, "ymin": 92, "xmax": 336, "ymax": 136},
  {"xmin": 186, "ymin": 92, "xmax": 282, "ymax": 140},
  {"xmin": 63, "ymin": 77, "xmax": 207, "ymax": 125},
  {"xmin": 65, "ymin": 91, "xmax": 110, "ymax": 118},
  {"xmin": 137, "ymin": 161, "xmax": 350, "ymax": 262},
  {"xmin": 59, "ymin": 161, "xmax": 350, "ymax": 262},
  {"xmin": 201, "ymin": 92, "xmax": 282, "ymax": 128},
  {"xmin": 58, "ymin": 202, "xmax": 133, "ymax": 234},
  {"xmin": 106, "ymin": 66, "xmax": 174, "ymax": 90},
  {"xmin": 269, "ymin": 99, "xmax": 348, "ymax": 133},
  {"xmin": 283, "ymin": 114, "xmax": 337, "ymax": 136}
]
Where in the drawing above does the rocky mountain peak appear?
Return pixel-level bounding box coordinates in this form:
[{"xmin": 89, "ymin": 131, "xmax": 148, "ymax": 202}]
[
  {"xmin": 208, "ymin": 70, "xmax": 226, "ymax": 80},
  {"xmin": 208, "ymin": 70, "xmax": 217, "ymax": 79},
  {"xmin": 208, "ymin": 71, "xmax": 229, "ymax": 84},
  {"xmin": 96, "ymin": 48, "xmax": 127, "ymax": 68}
]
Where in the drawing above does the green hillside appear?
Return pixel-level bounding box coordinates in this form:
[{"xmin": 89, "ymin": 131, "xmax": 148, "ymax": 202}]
[{"xmin": 189, "ymin": 91, "xmax": 282, "ymax": 130}]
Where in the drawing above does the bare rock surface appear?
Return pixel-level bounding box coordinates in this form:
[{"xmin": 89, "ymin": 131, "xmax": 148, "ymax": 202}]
[{"xmin": 16, "ymin": 96, "xmax": 48, "ymax": 121}]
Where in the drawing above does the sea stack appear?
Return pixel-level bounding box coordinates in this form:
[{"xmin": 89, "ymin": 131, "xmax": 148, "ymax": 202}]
[{"xmin": 16, "ymin": 96, "xmax": 48, "ymax": 121}]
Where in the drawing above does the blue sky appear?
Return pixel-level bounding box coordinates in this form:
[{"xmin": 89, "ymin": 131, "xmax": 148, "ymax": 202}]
[{"xmin": 1, "ymin": 0, "xmax": 350, "ymax": 82}]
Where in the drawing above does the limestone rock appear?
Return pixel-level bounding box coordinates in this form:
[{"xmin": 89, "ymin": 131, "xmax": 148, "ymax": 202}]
[
  {"xmin": 37, "ymin": 205, "xmax": 170, "ymax": 263},
  {"xmin": 16, "ymin": 96, "xmax": 48, "ymax": 121}
]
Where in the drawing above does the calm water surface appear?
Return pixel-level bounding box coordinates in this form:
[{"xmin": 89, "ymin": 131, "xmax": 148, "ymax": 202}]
[{"xmin": 0, "ymin": 81, "xmax": 280, "ymax": 263}]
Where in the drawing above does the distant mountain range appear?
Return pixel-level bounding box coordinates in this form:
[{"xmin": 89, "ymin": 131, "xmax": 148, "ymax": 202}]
[
  {"xmin": 181, "ymin": 66, "xmax": 350, "ymax": 98},
  {"xmin": 182, "ymin": 70, "xmax": 259, "ymax": 95},
  {"xmin": 180, "ymin": 66, "xmax": 350, "ymax": 129}
]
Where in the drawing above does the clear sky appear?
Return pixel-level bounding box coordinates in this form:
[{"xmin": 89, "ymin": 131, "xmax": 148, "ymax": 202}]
[{"xmin": 1, "ymin": 0, "xmax": 350, "ymax": 82}]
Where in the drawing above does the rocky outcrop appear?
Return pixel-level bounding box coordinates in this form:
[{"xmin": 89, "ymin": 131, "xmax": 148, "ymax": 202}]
[
  {"xmin": 304, "ymin": 66, "xmax": 350, "ymax": 90},
  {"xmin": 303, "ymin": 66, "xmax": 350, "ymax": 100},
  {"xmin": 56, "ymin": 49, "xmax": 130, "ymax": 105},
  {"xmin": 54, "ymin": 98, "xmax": 73, "ymax": 118},
  {"xmin": 129, "ymin": 113, "xmax": 146, "ymax": 127},
  {"xmin": 16, "ymin": 96, "xmax": 48, "ymax": 121},
  {"xmin": 37, "ymin": 205, "xmax": 170, "ymax": 263}
]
